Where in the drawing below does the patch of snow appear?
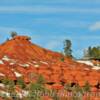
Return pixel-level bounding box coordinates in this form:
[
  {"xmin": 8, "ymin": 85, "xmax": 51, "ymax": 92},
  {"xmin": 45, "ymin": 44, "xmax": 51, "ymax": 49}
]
[
  {"xmin": 19, "ymin": 64, "xmax": 30, "ymax": 68},
  {"xmin": 9, "ymin": 62, "xmax": 15, "ymax": 65},
  {"xmin": 22, "ymin": 90, "xmax": 28, "ymax": 97},
  {"xmin": 33, "ymin": 61, "xmax": 37, "ymax": 64},
  {"xmin": 84, "ymin": 68, "xmax": 90, "ymax": 70},
  {"xmin": 97, "ymin": 64, "xmax": 100, "ymax": 66},
  {"xmin": 40, "ymin": 61, "xmax": 48, "ymax": 65},
  {"xmin": 92, "ymin": 66, "xmax": 100, "ymax": 70},
  {"xmin": 34, "ymin": 64, "xmax": 40, "ymax": 68},
  {"xmin": 77, "ymin": 60, "xmax": 100, "ymax": 70},
  {"xmin": 16, "ymin": 93, "xmax": 23, "ymax": 98},
  {"xmin": 0, "ymin": 73, "xmax": 5, "ymax": 76},
  {"xmin": 0, "ymin": 60, "xmax": 4, "ymax": 64},
  {"xmin": 77, "ymin": 60, "xmax": 93, "ymax": 66},
  {"xmin": 0, "ymin": 83, "xmax": 5, "ymax": 88},
  {"xmin": 11, "ymin": 59, "xmax": 17, "ymax": 63},
  {"xmin": 16, "ymin": 90, "xmax": 28, "ymax": 98},
  {"xmin": 2, "ymin": 56, "xmax": 17, "ymax": 65},
  {"xmin": 14, "ymin": 71, "xmax": 22, "ymax": 77},
  {"xmin": 27, "ymin": 62, "xmax": 33, "ymax": 65},
  {"xmin": 0, "ymin": 90, "xmax": 29, "ymax": 99},
  {"xmin": 2, "ymin": 55, "xmax": 10, "ymax": 61}
]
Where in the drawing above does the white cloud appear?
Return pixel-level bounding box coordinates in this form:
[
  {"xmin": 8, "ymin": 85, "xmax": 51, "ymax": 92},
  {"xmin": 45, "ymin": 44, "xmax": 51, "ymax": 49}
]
[
  {"xmin": 0, "ymin": 26, "xmax": 41, "ymax": 39},
  {"xmin": 0, "ymin": 26, "xmax": 17, "ymax": 34},
  {"xmin": 0, "ymin": 6, "xmax": 100, "ymax": 14},
  {"xmin": 89, "ymin": 22, "xmax": 100, "ymax": 31},
  {"xmin": 0, "ymin": 26, "xmax": 31, "ymax": 35},
  {"xmin": 45, "ymin": 40, "xmax": 61, "ymax": 50},
  {"xmin": 44, "ymin": 35, "xmax": 100, "ymax": 50},
  {"xmin": 2, "ymin": 0, "xmax": 100, "ymax": 4},
  {"xmin": 59, "ymin": 21, "xmax": 89, "ymax": 28},
  {"xmin": 33, "ymin": 18, "xmax": 89, "ymax": 28},
  {"xmin": 48, "ymin": 35, "xmax": 100, "ymax": 40}
]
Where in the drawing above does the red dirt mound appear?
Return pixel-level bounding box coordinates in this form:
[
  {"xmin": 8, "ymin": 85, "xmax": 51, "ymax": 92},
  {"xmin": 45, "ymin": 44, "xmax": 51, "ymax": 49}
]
[{"xmin": 0, "ymin": 35, "xmax": 99, "ymax": 87}]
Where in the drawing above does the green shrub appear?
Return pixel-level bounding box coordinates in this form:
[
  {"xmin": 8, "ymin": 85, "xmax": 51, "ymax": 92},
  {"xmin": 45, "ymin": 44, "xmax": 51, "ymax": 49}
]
[
  {"xmin": 17, "ymin": 77, "xmax": 26, "ymax": 89},
  {"xmin": 83, "ymin": 81, "xmax": 91, "ymax": 92},
  {"xmin": 37, "ymin": 75, "xmax": 45, "ymax": 85}
]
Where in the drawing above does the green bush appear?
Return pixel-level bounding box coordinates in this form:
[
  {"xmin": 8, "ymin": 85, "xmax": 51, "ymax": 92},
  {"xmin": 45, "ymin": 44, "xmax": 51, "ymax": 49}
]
[{"xmin": 17, "ymin": 77, "xmax": 26, "ymax": 89}]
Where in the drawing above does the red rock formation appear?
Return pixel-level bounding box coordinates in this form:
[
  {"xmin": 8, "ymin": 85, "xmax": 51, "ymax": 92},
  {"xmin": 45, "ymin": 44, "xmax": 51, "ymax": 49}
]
[{"xmin": 0, "ymin": 35, "xmax": 100, "ymax": 88}]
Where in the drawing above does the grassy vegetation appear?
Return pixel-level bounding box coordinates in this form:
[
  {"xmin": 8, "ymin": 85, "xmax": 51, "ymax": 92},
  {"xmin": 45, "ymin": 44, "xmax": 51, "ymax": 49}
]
[{"xmin": 0, "ymin": 76, "xmax": 98, "ymax": 100}]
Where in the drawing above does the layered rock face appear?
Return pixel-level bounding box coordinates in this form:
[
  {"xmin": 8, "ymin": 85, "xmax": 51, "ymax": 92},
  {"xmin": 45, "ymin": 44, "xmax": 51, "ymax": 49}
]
[{"xmin": 0, "ymin": 35, "xmax": 100, "ymax": 87}]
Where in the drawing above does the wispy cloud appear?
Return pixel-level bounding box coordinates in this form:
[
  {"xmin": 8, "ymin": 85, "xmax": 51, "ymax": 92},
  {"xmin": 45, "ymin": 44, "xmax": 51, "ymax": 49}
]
[
  {"xmin": 89, "ymin": 22, "xmax": 100, "ymax": 31},
  {"xmin": 0, "ymin": 26, "xmax": 31, "ymax": 34},
  {"xmin": 45, "ymin": 40, "xmax": 61, "ymax": 50},
  {"xmin": 0, "ymin": 26, "xmax": 41, "ymax": 43},
  {"xmin": 0, "ymin": 6, "xmax": 100, "ymax": 14},
  {"xmin": 0, "ymin": 26, "xmax": 17, "ymax": 34},
  {"xmin": 2, "ymin": 0, "xmax": 100, "ymax": 4},
  {"xmin": 46, "ymin": 35, "xmax": 100, "ymax": 40},
  {"xmin": 33, "ymin": 18, "xmax": 90, "ymax": 28},
  {"xmin": 59, "ymin": 21, "xmax": 90, "ymax": 28},
  {"xmin": 44, "ymin": 34, "xmax": 100, "ymax": 50}
]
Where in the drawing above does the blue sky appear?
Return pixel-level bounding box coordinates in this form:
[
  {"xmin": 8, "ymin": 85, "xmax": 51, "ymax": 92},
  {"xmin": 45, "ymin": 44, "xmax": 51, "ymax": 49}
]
[{"xmin": 0, "ymin": 0, "xmax": 100, "ymax": 58}]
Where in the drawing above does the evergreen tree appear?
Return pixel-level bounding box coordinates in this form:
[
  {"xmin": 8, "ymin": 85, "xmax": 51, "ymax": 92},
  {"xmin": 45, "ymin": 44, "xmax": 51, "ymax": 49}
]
[
  {"xmin": 88, "ymin": 46, "xmax": 92, "ymax": 57},
  {"xmin": 84, "ymin": 46, "xmax": 100, "ymax": 59},
  {"xmin": 64, "ymin": 39, "xmax": 72, "ymax": 57},
  {"xmin": 10, "ymin": 31, "xmax": 17, "ymax": 38}
]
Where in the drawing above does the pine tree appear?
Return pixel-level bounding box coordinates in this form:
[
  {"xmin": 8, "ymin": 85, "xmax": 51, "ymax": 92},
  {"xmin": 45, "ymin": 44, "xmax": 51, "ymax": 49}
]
[
  {"xmin": 84, "ymin": 46, "xmax": 100, "ymax": 59},
  {"xmin": 10, "ymin": 31, "xmax": 17, "ymax": 38},
  {"xmin": 64, "ymin": 39, "xmax": 72, "ymax": 57}
]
